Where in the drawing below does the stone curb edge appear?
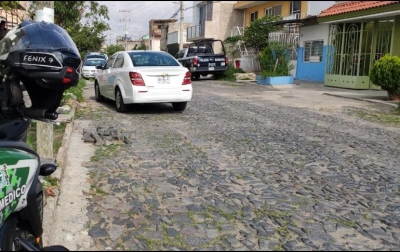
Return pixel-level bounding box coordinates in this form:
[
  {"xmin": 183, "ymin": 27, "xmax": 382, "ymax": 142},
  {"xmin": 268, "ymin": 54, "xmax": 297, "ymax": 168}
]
[
  {"xmin": 43, "ymin": 102, "xmax": 76, "ymax": 245},
  {"xmin": 323, "ymin": 93, "xmax": 399, "ymax": 108}
]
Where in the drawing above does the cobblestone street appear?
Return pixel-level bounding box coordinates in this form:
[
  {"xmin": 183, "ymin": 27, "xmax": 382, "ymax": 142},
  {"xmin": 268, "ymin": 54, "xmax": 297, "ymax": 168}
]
[{"xmin": 77, "ymin": 80, "xmax": 400, "ymax": 251}]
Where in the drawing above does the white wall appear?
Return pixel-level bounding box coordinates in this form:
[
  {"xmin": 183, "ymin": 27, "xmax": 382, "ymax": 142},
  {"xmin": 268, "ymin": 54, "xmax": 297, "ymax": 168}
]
[
  {"xmin": 307, "ymin": 1, "xmax": 336, "ymax": 16},
  {"xmin": 299, "ymin": 24, "xmax": 330, "ymax": 46},
  {"xmin": 167, "ymin": 31, "xmax": 188, "ymax": 44}
]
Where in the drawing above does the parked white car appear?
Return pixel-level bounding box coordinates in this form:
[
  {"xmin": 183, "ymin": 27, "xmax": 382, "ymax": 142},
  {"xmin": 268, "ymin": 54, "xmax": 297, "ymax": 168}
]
[
  {"xmin": 94, "ymin": 50, "xmax": 193, "ymax": 113},
  {"xmin": 81, "ymin": 58, "xmax": 107, "ymax": 80}
]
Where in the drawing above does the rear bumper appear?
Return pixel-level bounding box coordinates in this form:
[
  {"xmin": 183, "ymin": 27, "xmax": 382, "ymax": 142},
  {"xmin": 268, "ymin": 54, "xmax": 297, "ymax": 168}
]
[
  {"xmin": 125, "ymin": 86, "xmax": 193, "ymax": 104},
  {"xmin": 82, "ymin": 72, "xmax": 96, "ymax": 78},
  {"xmin": 190, "ymin": 66, "xmax": 227, "ymax": 73}
]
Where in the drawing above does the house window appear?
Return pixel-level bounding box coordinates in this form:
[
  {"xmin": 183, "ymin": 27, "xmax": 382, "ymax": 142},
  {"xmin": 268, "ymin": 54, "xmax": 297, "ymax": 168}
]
[
  {"xmin": 265, "ymin": 5, "xmax": 282, "ymax": 17},
  {"xmin": 250, "ymin": 11, "xmax": 258, "ymax": 22},
  {"xmin": 290, "ymin": 1, "xmax": 301, "ymax": 14},
  {"xmin": 304, "ymin": 40, "xmax": 323, "ymax": 62},
  {"xmin": 198, "ymin": 1, "xmax": 213, "ymax": 24}
]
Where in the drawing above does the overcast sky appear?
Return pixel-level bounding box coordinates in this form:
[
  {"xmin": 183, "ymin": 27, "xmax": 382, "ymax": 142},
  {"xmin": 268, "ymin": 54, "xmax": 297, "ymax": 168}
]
[{"xmin": 100, "ymin": 1, "xmax": 194, "ymax": 44}]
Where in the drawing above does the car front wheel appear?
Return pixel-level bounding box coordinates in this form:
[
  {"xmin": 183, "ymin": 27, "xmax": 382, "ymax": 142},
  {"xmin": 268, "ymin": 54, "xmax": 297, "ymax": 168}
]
[
  {"xmin": 115, "ymin": 88, "xmax": 127, "ymax": 113},
  {"xmin": 95, "ymin": 83, "xmax": 105, "ymax": 102},
  {"xmin": 172, "ymin": 102, "xmax": 187, "ymax": 112}
]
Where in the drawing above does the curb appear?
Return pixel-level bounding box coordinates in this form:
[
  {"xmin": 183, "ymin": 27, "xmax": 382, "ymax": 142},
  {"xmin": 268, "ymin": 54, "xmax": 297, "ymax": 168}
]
[
  {"xmin": 323, "ymin": 93, "xmax": 399, "ymax": 108},
  {"xmin": 42, "ymin": 102, "xmax": 77, "ymax": 246}
]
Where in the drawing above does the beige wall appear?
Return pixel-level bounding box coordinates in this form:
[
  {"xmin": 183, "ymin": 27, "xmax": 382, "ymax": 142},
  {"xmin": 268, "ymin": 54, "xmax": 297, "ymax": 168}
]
[{"xmin": 188, "ymin": 1, "xmax": 244, "ymax": 43}]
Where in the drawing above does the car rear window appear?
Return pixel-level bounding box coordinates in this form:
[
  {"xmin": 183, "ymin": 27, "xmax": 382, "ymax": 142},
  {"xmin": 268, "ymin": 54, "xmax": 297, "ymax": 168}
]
[
  {"xmin": 86, "ymin": 54, "xmax": 107, "ymax": 60},
  {"xmin": 128, "ymin": 52, "xmax": 180, "ymax": 67},
  {"xmin": 84, "ymin": 59, "xmax": 106, "ymax": 66}
]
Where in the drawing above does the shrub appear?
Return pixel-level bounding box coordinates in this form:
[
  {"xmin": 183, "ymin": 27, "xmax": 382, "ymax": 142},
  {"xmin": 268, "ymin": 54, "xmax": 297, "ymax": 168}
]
[
  {"xmin": 369, "ymin": 54, "xmax": 400, "ymax": 99},
  {"xmin": 259, "ymin": 42, "xmax": 294, "ymax": 77}
]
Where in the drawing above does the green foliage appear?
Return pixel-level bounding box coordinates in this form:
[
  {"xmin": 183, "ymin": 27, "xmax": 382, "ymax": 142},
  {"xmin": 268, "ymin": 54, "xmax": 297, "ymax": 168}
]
[
  {"xmin": 105, "ymin": 44, "xmax": 125, "ymax": 57},
  {"xmin": 259, "ymin": 42, "xmax": 294, "ymax": 77},
  {"xmin": 224, "ymin": 35, "xmax": 243, "ymax": 60},
  {"xmin": 0, "ymin": 1, "xmax": 24, "ymax": 22},
  {"xmin": 214, "ymin": 65, "xmax": 245, "ymax": 82},
  {"xmin": 28, "ymin": 1, "xmax": 110, "ymax": 57},
  {"xmin": 132, "ymin": 43, "xmax": 147, "ymax": 50},
  {"xmin": 0, "ymin": 1, "xmax": 21, "ymax": 11},
  {"xmin": 243, "ymin": 15, "xmax": 282, "ymax": 53},
  {"xmin": 64, "ymin": 78, "xmax": 86, "ymax": 103},
  {"xmin": 224, "ymin": 35, "xmax": 243, "ymax": 45},
  {"xmin": 369, "ymin": 54, "xmax": 400, "ymax": 96}
]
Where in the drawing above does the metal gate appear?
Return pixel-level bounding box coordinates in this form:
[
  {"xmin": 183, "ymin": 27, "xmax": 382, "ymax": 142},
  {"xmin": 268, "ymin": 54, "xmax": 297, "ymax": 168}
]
[{"xmin": 325, "ymin": 20, "xmax": 394, "ymax": 89}]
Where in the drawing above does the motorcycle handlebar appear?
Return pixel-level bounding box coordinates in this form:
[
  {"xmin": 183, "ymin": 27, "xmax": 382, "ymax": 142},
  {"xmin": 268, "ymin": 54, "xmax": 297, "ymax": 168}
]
[{"xmin": 22, "ymin": 108, "xmax": 58, "ymax": 120}]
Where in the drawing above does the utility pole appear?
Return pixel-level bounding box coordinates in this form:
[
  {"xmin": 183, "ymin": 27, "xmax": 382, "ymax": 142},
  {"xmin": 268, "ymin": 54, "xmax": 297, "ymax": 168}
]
[
  {"xmin": 179, "ymin": 1, "xmax": 184, "ymax": 50},
  {"xmin": 119, "ymin": 10, "xmax": 131, "ymax": 51},
  {"xmin": 108, "ymin": 34, "xmax": 113, "ymax": 46},
  {"xmin": 35, "ymin": 1, "xmax": 54, "ymax": 160}
]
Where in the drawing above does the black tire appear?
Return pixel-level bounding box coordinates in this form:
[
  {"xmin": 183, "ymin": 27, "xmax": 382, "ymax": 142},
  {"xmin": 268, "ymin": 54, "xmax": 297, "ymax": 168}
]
[
  {"xmin": 94, "ymin": 82, "xmax": 105, "ymax": 102},
  {"xmin": 193, "ymin": 74, "xmax": 200, "ymax": 80},
  {"xmin": 0, "ymin": 213, "xmax": 42, "ymax": 251},
  {"xmin": 172, "ymin": 102, "xmax": 187, "ymax": 112},
  {"xmin": 115, "ymin": 88, "xmax": 127, "ymax": 113},
  {"xmin": 0, "ymin": 214, "xmax": 17, "ymax": 251}
]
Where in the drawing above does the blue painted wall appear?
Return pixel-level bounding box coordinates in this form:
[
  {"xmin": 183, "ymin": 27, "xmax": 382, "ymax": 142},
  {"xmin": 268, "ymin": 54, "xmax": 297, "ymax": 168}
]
[{"xmin": 296, "ymin": 46, "xmax": 328, "ymax": 82}]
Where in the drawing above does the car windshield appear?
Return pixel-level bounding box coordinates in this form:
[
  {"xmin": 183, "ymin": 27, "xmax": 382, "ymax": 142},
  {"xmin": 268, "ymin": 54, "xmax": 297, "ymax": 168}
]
[
  {"xmin": 128, "ymin": 52, "xmax": 180, "ymax": 67},
  {"xmin": 84, "ymin": 59, "xmax": 106, "ymax": 66}
]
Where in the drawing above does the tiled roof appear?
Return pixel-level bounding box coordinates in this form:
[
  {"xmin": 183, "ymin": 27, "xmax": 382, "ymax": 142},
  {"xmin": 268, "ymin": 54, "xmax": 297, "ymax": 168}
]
[{"xmin": 318, "ymin": 1, "xmax": 400, "ymax": 18}]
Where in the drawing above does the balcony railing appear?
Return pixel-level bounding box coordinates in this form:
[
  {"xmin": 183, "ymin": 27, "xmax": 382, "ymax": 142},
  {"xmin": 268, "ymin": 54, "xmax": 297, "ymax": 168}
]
[
  {"xmin": 186, "ymin": 24, "xmax": 205, "ymax": 40},
  {"xmin": 282, "ymin": 13, "xmax": 308, "ymax": 20}
]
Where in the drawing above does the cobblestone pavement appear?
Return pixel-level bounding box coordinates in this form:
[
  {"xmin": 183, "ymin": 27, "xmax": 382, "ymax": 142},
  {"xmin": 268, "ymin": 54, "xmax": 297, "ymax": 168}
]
[{"xmin": 78, "ymin": 80, "xmax": 400, "ymax": 251}]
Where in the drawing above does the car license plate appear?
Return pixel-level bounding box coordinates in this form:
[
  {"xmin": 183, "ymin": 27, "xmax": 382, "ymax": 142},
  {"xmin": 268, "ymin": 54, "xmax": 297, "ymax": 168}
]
[
  {"xmin": 209, "ymin": 67, "xmax": 214, "ymax": 71},
  {"xmin": 158, "ymin": 76, "xmax": 170, "ymax": 84}
]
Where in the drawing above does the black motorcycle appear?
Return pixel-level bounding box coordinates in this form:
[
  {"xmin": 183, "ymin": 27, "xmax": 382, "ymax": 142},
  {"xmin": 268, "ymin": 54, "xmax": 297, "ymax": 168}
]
[{"xmin": 0, "ymin": 20, "xmax": 81, "ymax": 251}]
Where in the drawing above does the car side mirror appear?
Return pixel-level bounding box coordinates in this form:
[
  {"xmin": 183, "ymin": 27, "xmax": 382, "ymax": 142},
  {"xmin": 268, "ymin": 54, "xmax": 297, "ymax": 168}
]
[{"xmin": 95, "ymin": 65, "xmax": 103, "ymax": 69}]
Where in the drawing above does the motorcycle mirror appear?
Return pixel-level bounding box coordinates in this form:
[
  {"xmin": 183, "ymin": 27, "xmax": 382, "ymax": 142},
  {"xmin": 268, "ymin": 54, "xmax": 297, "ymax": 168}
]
[
  {"xmin": 39, "ymin": 163, "xmax": 57, "ymax": 176},
  {"xmin": 41, "ymin": 245, "xmax": 69, "ymax": 251}
]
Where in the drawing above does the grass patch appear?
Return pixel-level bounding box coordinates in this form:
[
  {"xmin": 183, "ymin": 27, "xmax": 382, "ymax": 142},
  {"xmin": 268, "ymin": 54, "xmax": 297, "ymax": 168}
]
[
  {"xmin": 45, "ymin": 176, "xmax": 58, "ymax": 187},
  {"xmin": 90, "ymin": 144, "xmax": 122, "ymax": 162},
  {"xmin": 63, "ymin": 78, "xmax": 86, "ymax": 103},
  {"xmin": 353, "ymin": 108, "xmax": 400, "ymax": 126},
  {"xmin": 215, "ymin": 65, "xmax": 245, "ymax": 82},
  {"xmin": 333, "ymin": 218, "xmax": 357, "ymax": 228}
]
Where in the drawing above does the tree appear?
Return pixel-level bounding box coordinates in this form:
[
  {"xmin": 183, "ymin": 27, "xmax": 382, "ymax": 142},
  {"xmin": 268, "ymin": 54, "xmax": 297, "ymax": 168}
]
[
  {"xmin": 105, "ymin": 44, "xmax": 125, "ymax": 57},
  {"xmin": 28, "ymin": 1, "xmax": 110, "ymax": 58},
  {"xmin": 242, "ymin": 15, "xmax": 282, "ymax": 54},
  {"xmin": 137, "ymin": 43, "xmax": 146, "ymax": 50}
]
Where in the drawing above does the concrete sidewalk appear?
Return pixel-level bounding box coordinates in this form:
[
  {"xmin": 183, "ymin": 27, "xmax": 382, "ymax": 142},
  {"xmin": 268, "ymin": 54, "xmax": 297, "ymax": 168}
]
[
  {"xmin": 294, "ymin": 80, "xmax": 398, "ymax": 108},
  {"xmin": 236, "ymin": 79, "xmax": 398, "ymax": 108}
]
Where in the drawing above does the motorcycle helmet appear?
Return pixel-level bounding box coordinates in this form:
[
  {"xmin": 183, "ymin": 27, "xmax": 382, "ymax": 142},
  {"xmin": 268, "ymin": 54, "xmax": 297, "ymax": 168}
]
[{"xmin": 0, "ymin": 20, "xmax": 81, "ymax": 112}]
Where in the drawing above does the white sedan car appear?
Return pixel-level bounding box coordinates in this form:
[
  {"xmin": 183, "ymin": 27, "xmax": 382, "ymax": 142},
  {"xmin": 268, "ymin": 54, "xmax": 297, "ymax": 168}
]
[
  {"xmin": 94, "ymin": 50, "xmax": 193, "ymax": 113},
  {"xmin": 81, "ymin": 58, "xmax": 107, "ymax": 80}
]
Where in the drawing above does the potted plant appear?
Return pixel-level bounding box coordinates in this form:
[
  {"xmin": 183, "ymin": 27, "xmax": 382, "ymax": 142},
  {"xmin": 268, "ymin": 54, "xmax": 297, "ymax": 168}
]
[
  {"xmin": 369, "ymin": 54, "xmax": 400, "ymax": 101},
  {"xmin": 257, "ymin": 42, "xmax": 295, "ymax": 85}
]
